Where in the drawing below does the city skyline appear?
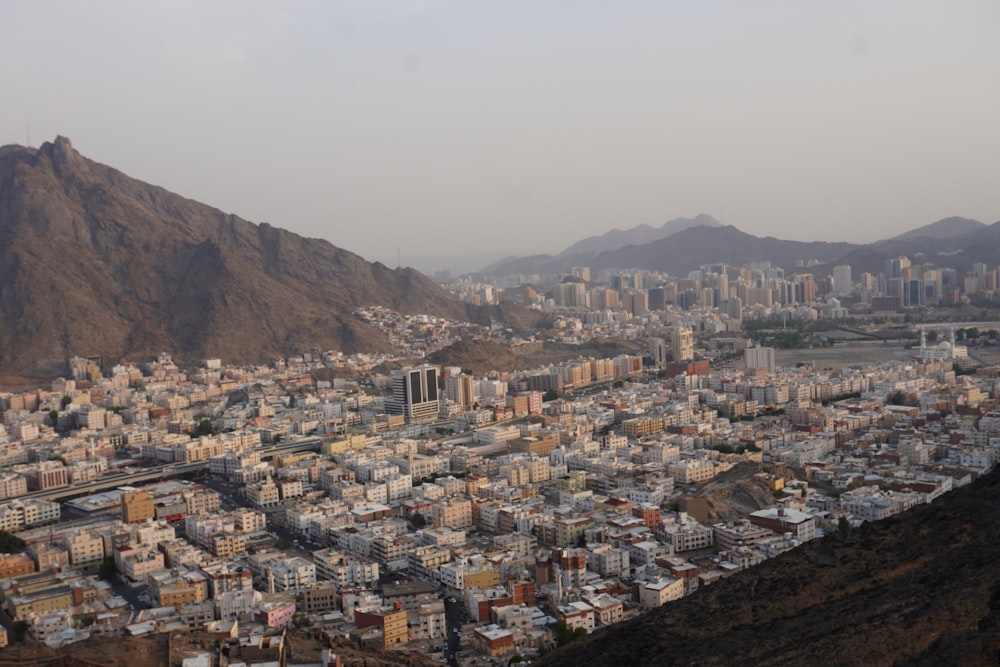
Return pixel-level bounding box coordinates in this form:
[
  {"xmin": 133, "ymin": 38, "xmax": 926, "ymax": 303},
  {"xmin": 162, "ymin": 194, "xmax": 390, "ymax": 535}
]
[{"xmin": 2, "ymin": 1, "xmax": 998, "ymax": 264}]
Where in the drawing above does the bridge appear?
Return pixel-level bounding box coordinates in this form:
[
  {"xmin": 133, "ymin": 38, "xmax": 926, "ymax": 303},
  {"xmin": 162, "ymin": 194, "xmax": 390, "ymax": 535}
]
[{"xmin": 20, "ymin": 437, "xmax": 324, "ymax": 503}]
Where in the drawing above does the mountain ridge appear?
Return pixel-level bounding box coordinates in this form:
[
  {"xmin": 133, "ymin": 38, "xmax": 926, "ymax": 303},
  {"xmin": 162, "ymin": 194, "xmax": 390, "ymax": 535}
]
[
  {"xmin": 557, "ymin": 213, "xmax": 723, "ymax": 258},
  {"xmin": 477, "ymin": 215, "xmax": 999, "ymax": 278},
  {"xmin": 0, "ymin": 137, "xmax": 540, "ymax": 377}
]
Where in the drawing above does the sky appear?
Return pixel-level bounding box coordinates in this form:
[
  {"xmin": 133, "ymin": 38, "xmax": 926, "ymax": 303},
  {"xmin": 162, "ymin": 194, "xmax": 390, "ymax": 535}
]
[{"xmin": 2, "ymin": 0, "xmax": 999, "ymax": 271}]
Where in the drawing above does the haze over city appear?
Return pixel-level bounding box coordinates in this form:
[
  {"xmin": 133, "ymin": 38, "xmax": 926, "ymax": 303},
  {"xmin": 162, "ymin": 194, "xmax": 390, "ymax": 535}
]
[{"xmin": 2, "ymin": 0, "xmax": 998, "ymax": 267}]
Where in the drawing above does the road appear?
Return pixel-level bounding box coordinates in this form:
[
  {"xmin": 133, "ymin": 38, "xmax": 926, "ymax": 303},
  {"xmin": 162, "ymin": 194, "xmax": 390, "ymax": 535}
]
[
  {"xmin": 20, "ymin": 437, "xmax": 324, "ymax": 503},
  {"xmin": 444, "ymin": 594, "xmax": 468, "ymax": 665}
]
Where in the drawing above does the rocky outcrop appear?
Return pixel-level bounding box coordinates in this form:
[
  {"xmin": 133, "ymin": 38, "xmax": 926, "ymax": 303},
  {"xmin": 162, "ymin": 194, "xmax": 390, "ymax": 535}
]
[
  {"xmin": 537, "ymin": 467, "xmax": 1000, "ymax": 667},
  {"xmin": 0, "ymin": 137, "xmax": 540, "ymax": 377}
]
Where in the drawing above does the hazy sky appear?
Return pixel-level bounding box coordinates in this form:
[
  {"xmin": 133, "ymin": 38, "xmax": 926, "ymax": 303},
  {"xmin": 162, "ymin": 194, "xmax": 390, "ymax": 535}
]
[{"xmin": 2, "ymin": 0, "xmax": 999, "ymax": 268}]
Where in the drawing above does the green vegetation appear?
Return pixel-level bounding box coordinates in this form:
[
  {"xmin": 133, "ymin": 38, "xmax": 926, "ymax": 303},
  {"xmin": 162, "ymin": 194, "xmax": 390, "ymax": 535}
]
[
  {"xmin": 12, "ymin": 620, "xmax": 28, "ymax": 641},
  {"xmin": 189, "ymin": 418, "xmax": 219, "ymax": 438},
  {"xmin": 410, "ymin": 512, "xmax": 427, "ymax": 529},
  {"xmin": 276, "ymin": 539, "xmax": 291, "ymax": 550},
  {"xmin": 542, "ymin": 389, "xmax": 559, "ymax": 402},
  {"xmin": 554, "ymin": 620, "xmax": 588, "ymax": 647},
  {"xmin": 291, "ymin": 613, "xmax": 312, "ymax": 629},
  {"xmin": 0, "ymin": 530, "xmax": 21, "ymax": 554},
  {"xmin": 712, "ymin": 442, "xmax": 761, "ymax": 455}
]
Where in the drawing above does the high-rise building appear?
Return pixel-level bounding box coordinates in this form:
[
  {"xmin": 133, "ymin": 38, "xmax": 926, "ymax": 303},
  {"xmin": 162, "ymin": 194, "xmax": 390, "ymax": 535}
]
[
  {"xmin": 886, "ymin": 257, "xmax": 910, "ymax": 280},
  {"xmin": 445, "ymin": 373, "xmax": 475, "ymax": 408},
  {"xmin": 832, "ymin": 265, "xmax": 852, "ymax": 296},
  {"xmin": 671, "ymin": 326, "xmax": 694, "ymax": 362},
  {"xmin": 647, "ymin": 287, "xmax": 666, "ymax": 311},
  {"xmin": 386, "ymin": 365, "xmax": 440, "ymax": 422},
  {"xmin": 744, "ymin": 344, "xmax": 776, "ymax": 373}
]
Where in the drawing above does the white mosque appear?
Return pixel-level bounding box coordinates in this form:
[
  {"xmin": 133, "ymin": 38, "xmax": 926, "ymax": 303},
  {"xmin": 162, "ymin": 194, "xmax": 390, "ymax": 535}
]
[{"xmin": 918, "ymin": 326, "xmax": 968, "ymax": 362}]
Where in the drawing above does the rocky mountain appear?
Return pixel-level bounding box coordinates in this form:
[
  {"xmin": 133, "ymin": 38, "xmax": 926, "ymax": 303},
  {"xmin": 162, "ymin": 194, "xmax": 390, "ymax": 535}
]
[
  {"xmin": 0, "ymin": 137, "xmax": 540, "ymax": 378},
  {"xmin": 887, "ymin": 216, "xmax": 986, "ymax": 242},
  {"xmin": 558, "ymin": 214, "xmax": 723, "ymax": 259},
  {"xmin": 479, "ymin": 215, "xmax": 1000, "ymax": 280},
  {"xmin": 477, "ymin": 214, "xmax": 723, "ymax": 278},
  {"xmin": 537, "ymin": 467, "xmax": 1000, "ymax": 667},
  {"xmin": 587, "ymin": 225, "xmax": 860, "ymax": 275},
  {"xmin": 808, "ymin": 220, "xmax": 1000, "ymax": 278}
]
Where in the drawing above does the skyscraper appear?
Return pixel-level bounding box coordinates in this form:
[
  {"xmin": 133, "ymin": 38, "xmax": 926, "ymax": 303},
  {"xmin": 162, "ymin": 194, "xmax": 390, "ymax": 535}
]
[
  {"xmin": 832, "ymin": 265, "xmax": 853, "ymax": 296},
  {"xmin": 745, "ymin": 344, "xmax": 775, "ymax": 373},
  {"xmin": 672, "ymin": 326, "xmax": 694, "ymax": 362},
  {"xmin": 386, "ymin": 365, "xmax": 440, "ymax": 422}
]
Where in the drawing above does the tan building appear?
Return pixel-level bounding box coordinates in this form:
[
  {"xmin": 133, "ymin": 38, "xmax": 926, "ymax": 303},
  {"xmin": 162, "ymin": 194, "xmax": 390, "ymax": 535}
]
[
  {"xmin": 355, "ymin": 606, "xmax": 408, "ymax": 646},
  {"xmin": 0, "ymin": 553, "xmax": 35, "ymax": 579},
  {"xmin": 473, "ymin": 625, "xmax": 515, "ymax": 657},
  {"xmin": 121, "ymin": 490, "xmax": 155, "ymax": 524},
  {"xmin": 431, "ymin": 498, "xmax": 473, "ymax": 530},
  {"xmin": 62, "ymin": 531, "xmax": 105, "ymax": 569}
]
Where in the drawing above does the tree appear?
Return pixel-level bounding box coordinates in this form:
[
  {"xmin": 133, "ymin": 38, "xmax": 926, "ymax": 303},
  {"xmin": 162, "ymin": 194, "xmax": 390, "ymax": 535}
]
[
  {"xmin": 542, "ymin": 389, "xmax": 559, "ymax": 402},
  {"xmin": 410, "ymin": 512, "xmax": 427, "ymax": 529},
  {"xmin": 99, "ymin": 556, "xmax": 117, "ymax": 576},
  {"xmin": 191, "ymin": 419, "xmax": 218, "ymax": 437},
  {"xmin": 837, "ymin": 515, "xmax": 851, "ymax": 538},
  {"xmin": 291, "ymin": 613, "xmax": 312, "ymax": 629},
  {"xmin": 554, "ymin": 621, "xmax": 586, "ymax": 647},
  {"xmin": 12, "ymin": 620, "xmax": 28, "ymax": 641},
  {"xmin": 0, "ymin": 530, "xmax": 20, "ymax": 553}
]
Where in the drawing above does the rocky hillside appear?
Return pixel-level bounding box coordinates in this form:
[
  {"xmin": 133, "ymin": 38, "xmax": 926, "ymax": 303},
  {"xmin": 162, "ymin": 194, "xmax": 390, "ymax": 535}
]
[
  {"xmin": 537, "ymin": 467, "xmax": 1000, "ymax": 667},
  {"xmin": 0, "ymin": 137, "xmax": 540, "ymax": 378}
]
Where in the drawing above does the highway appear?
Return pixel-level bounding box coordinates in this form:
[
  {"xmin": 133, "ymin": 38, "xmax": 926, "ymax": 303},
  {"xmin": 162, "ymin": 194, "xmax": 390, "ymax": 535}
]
[{"xmin": 21, "ymin": 437, "xmax": 324, "ymax": 503}]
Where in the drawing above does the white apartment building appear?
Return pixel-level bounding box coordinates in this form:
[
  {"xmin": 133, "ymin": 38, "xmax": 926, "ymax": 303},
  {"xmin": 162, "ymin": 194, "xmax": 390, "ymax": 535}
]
[{"xmin": 268, "ymin": 557, "xmax": 316, "ymax": 592}]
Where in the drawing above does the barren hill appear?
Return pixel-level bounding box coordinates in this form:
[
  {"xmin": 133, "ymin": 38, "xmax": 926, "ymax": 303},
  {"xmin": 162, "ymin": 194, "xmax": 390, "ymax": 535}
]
[
  {"xmin": 537, "ymin": 467, "xmax": 1000, "ymax": 667},
  {"xmin": 0, "ymin": 137, "xmax": 539, "ymax": 378}
]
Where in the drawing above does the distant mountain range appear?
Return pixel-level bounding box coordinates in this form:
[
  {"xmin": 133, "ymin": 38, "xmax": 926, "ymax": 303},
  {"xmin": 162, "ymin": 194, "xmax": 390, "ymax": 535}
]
[
  {"xmin": 537, "ymin": 467, "xmax": 1000, "ymax": 667},
  {"xmin": 558, "ymin": 213, "xmax": 724, "ymax": 258},
  {"xmin": 477, "ymin": 213, "xmax": 999, "ymax": 278},
  {"xmin": 0, "ymin": 137, "xmax": 540, "ymax": 378}
]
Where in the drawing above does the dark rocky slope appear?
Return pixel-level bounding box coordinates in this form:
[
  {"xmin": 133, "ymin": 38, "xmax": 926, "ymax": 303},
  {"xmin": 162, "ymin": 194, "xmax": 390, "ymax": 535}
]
[{"xmin": 537, "ymin": 467, "xmax": 1000, "ymax": 667}]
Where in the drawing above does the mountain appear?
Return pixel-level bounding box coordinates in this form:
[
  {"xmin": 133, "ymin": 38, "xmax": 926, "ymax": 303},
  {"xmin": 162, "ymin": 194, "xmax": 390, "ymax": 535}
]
[
  {"xmin": 537, "ymin": 467, "xmax": 1000, "ymax": 667},
  {"xmin": 479, "ymin": 215, "xmax": 1000, "ymax": 280},
  {"xmin": 809, "ymin": 220, "xmax": 1000, "ymax": 278},
  {"xmin": 0, "ymin": 137, "xmax": 540, "ymax": 378},
  {"xmin": 558, "ymin": 214, "xmax": 723, "ymax": 258},
  {"xmin": 887, "ymin": 216, "xmax": 986, "ymax": 242},
  {"xmin": 477, "ymin": 215, "xmax": 722, "ymax": 278},
  {"xmin": 587, "ymin": 225, "xmax": 860, "ymax": 275}
]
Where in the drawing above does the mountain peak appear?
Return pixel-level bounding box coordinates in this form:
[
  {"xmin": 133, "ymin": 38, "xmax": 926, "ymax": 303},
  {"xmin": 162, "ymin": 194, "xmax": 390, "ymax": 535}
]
[{"xmin": 0, "ymin": 137, "xmax": 539, "ymax": 377}]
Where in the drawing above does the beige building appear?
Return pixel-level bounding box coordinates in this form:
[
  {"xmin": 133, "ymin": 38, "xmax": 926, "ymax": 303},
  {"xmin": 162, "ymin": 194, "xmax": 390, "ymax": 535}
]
[
  {"xmin": 121, "ymin": 490, "xmax": 155, "ymax": 524},
  {"xmin": 431, "ymin": 498, "xmax": 473, "ymax": 530}
]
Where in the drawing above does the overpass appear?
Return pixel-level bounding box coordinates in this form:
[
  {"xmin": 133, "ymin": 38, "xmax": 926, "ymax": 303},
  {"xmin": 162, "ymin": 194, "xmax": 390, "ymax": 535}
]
[{"xmin": 21, "ymin": 437, "xmax": 323, "ymax": 503}]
